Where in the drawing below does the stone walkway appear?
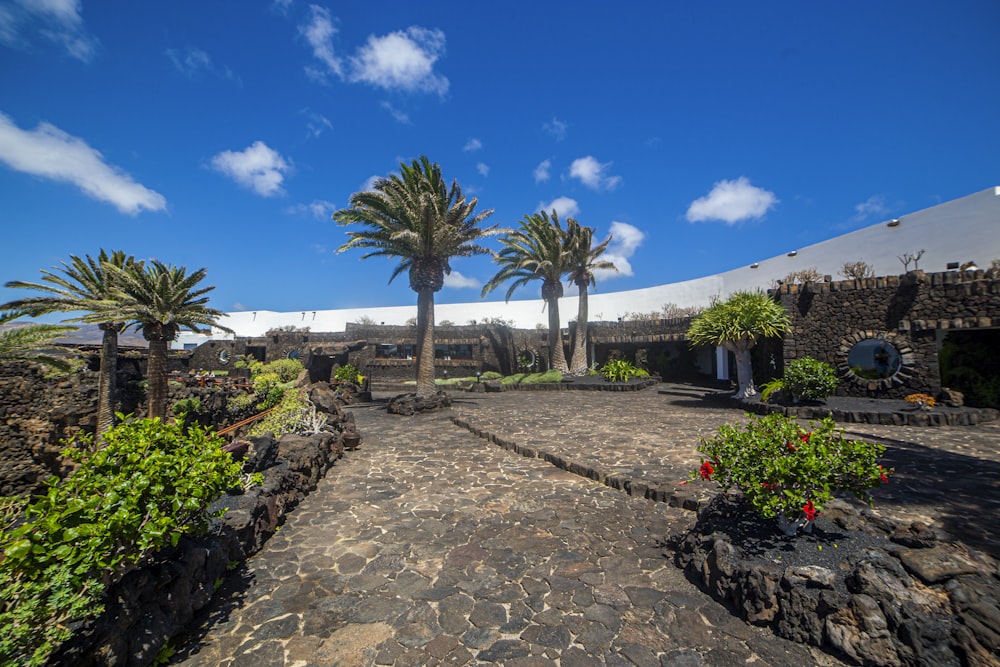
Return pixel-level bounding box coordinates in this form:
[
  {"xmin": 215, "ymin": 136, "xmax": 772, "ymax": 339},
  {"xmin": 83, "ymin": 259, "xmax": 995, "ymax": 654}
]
[{"xmin": 173, "ymin": 384, "xmax": 999, "ymax": 666}]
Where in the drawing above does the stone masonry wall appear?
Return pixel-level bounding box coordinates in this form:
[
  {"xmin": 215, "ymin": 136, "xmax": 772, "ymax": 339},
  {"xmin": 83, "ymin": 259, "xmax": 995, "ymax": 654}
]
[{"xmin": 778, "ymin": 270, "xmax": 1000, "ymax": 398}]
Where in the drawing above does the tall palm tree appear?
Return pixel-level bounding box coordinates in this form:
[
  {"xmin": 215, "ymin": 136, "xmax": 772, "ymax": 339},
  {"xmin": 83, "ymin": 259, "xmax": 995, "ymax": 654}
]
[
  {"xmin": 0, "ymin": 310, "xmax": 77, "ymax": 372},
  {"xmin": 109, "ymin": 261, "xmax": 231, "ymax": 420},
  {"xmin": 334, "ymin": 156, "xmax": 497, "ymax": 399},
  {"xmin": 686, "ymin": 290, "xmax": 789, "ymax": 399},
  {"xmin": 482, "ymin": 210, "xmax": 571, "ymax": 373},
  {"xmin": 566, "ymin": 219, "xmax": 617, "ymax": 374},
  {"xmin": 1, "ymin": 250, "xmax": 137, "ymax": 436}
]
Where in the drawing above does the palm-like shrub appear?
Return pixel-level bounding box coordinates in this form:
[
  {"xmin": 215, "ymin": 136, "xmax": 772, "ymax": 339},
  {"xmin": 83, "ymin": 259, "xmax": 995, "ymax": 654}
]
[{"xmin": 0, "ymin": 311, "xmax": 76, "ymax": 373}]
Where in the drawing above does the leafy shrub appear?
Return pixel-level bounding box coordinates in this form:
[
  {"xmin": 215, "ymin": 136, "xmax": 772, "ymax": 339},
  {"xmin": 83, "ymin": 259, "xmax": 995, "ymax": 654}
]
[
  {"xmin": 905, "ymin": 393, "xmax": 936, "ymax": 409},
  {"xmin": 247, "ymin": 389, "xmax": 311, "ymax": 438},
  {"xmin": 171, "ymin": 396, "xmax": 202, "ymax": 429},
  {"xmin": 226, "ymin": 392, "xmax": 255, "ymax": 415},
  {"xmin": 0, "ymin": 418, "xmax": 246, "ymax": 666},
  {"xmin": 693, "ymin": 414, "xmax": 890, "ymax": 530},
  {"xmin": 759, "ymin": 378, "xmax": 786, "ymax": 403},
  {"xmin": 783, "ymin": 357, "xmax": 838, "ymax": 402},
  {"xmin": 501, "ymin": 370, "xmax": 563, "ymax": 384},
  {"xmin": 251, "ymin": 372, "xmax": 286, "ymax": 410},
  {"xmin": 599, "ymin": 359, "xmax": 650, "ymax": 383},
  {"xmin": 260, "ymin": 358, "xmax": 303, "ymax": 383},
  {"xmin": 480, "ymin": 371, "xmax": 502, "ymax": 380},
  {"xmin": 333, "ymin": 364, "xmax": 361, "ymax": 384}
]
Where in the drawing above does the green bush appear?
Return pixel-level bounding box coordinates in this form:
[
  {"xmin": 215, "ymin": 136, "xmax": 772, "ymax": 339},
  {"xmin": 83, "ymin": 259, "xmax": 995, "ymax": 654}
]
[
  {"xmin": 247, "ymin": 389, "xmax": 310, "ymax": 438},
  {"xmin": 333, "ymin": 364, "xmax": 361, "ymax": 384},
  {"xmin": 783, "ymin": 357, "xmax": 838, "ymax": 402},
  {"xmin": 170, "ymin": 396, "xmax": 202, "ymax": 429},
  {"xmin": 693, "ymin": 414, "xmax": 890, "ymax": 530},
  {"xmin": 759, "ymin": 378, "xmax": 786, "ymax": 403},
  {"xmin": 251, "ymin": 372, "xmax": 286, "ymax": 410},
  {"xmin": 261, "ymin": 358, "xmax": 303, "ymax": 383},
  {"xmin": 0, "ymin": 417, "xmax": 246, "ymax": 666},
  {"xmin": 500, "ymin": 370, "xmax": 563, "ymax": 384},
  {"xmin": 226, "ymin": 392, "xmax": 255, "ymax": 415},
  {"xmin": 480, "ymin": 371, "xmax": 502, "ymax": 380},
  {"xmin": 599, "ymin": 359, "xmax": 650, "ymax": 383}
]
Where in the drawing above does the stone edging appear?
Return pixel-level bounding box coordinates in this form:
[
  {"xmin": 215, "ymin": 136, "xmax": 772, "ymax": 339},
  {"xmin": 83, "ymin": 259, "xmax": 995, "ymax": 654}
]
[
  {"xmin": 450, "ymin": 416, "xmax": 708, "ymax": 511},
  {"xmin": 738, "ymin": 399, "xmax": 999, "ymax": 426}
]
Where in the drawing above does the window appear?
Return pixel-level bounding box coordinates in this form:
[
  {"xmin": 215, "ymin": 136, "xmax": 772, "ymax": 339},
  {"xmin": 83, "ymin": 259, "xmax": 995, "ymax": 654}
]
[{"xmin": 847, "ymin": 339, "xmax": 901, "ymax": 379}]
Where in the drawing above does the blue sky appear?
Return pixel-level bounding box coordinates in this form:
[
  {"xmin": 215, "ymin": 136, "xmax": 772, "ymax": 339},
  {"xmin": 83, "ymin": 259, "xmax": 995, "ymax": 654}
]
[{"xmin": 2, "ymin": 1, "xmax": 998, "ymax": 317}]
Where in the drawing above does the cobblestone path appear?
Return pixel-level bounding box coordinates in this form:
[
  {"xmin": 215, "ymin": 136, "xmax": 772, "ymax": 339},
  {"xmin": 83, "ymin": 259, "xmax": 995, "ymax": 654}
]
[{"xmin": 173, "ymin": 399, "xmax": 843, "ymax": 666}]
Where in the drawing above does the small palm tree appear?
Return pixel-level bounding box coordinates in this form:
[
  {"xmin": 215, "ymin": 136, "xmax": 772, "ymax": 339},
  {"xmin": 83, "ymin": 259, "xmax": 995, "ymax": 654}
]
[
  {"xmin": 2, "ymin": 250, "xmax": 137, "ymax": 436},
  {"xmin": 686, "ymin": 290, "xmax": 789, "ymax": 399},
  {"xmin": 335, "ymin": 156, "xmax": 497, "ymax": 398},
  {"xmin": 0, "ymin": 310, "xmax": 77, "ymax": 372},
  {"xmin": 482, "ymin": 210, "xmax": 571, "ymax": 373},
  {"xmin": 565, "ymin": 219, "xmax": 616, "ymax": 374},
  {"xmin": 109, "ymin": 261, "xmax": 231, "ymax": 420}
]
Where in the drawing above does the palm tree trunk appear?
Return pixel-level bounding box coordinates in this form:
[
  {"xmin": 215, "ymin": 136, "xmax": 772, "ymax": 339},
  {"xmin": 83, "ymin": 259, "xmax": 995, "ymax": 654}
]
[
  {"xmin": 569, "ymin": 284, "xmax": 589, "ymax": 374},
  {"xmin": 547, "ymin": 298, "xmax": 569, "ymax": 373},
  {"xmin": 415, "ymin": 289, "xmax": 436, "ymax": 398},
  {"xmin": 96, "ymin": 324, "xmax": 118, "ymax": 442},
  {"xmin": 147, "ymin": 336, "xmax": 169, "ymax": 420}
]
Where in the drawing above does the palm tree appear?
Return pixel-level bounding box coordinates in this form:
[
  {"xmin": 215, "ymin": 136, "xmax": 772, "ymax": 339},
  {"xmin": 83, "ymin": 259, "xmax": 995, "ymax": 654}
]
[
  {"xmin": 0, "ymin": 310, "xmax": 77, "ymax": 372},
  {"xmin": 109, "ymin": 261, "xmax": 231, "ymax": 420},
  {"xmin": 482, "ymin": 210, "xmax": 571, "ymax": 373},
  {"xmin": 334, "ymin": 156, "xmax": 497, "ymax": 398},
  {"xmin": 2, "ymin": 250, "xmax": 137, "ymax": 436},
  {"xmin": 686, "ymin": 290, "xmax": 789, "ymax": 399},
  {"xmin": 565, "ymin": 219, "xmax": 616, "ymax": 374}
]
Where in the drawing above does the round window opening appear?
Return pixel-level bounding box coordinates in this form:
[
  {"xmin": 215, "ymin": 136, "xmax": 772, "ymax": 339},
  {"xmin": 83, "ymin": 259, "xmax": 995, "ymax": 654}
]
[
  {"xmin": 218, "ymin": 349, "xmax": 230, "ymax": 364},
  {"xmin": 286, "ymin": 350, "xmax": 300, "ymax": 360},
  {"xmin": 847, "ymin": 339, "xmax": 901, "ymax": 380}
]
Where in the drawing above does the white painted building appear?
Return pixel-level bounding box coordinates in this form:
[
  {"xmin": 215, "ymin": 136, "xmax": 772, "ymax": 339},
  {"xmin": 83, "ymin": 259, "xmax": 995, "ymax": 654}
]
[{"xmin": 175, "ymin": 187, "xmax": 1000, "ymax": 349}]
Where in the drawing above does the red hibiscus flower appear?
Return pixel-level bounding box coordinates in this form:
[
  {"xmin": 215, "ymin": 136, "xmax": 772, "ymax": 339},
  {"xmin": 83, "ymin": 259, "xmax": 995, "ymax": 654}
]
[
  {"xmin": 802, "ymin": 500, "xmax": 818, "ymax": 522},
  {"xmin": 879, "ymin": 465, "xmax": 889, "ymax": 483},
  {"xmin": 699, "ymin": 461, "xmax": 714, "ymax": 480},
  {"xmin": 800, "ymin": 432, "xmax": 812, "ymax": 442},
  {"xmin": 787, "ymin": 442, "xmax": 796, "ymax": 452}
]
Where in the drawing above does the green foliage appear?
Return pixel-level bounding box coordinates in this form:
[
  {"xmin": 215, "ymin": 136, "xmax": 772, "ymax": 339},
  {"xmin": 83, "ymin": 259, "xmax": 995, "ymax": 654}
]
[
  {"xmin": 939, "ymin": 331, "xmax": 1000, "ymax": 408},
  {"xmin": 260, "ymin": 358, "xmax": 303, "ymax": 383},
  {"xmin": 0, "ymin": 310, "xmax": 77, "ymax": 372},
  {"xmin": 783, "ymin": 357, "xmax": 838, "ymax": 402},
  {"xmin": 759, "ymin": 378, "xmax": 786, "ymax": 403},
  {"xmin": 251, "ymin": 372, "xmax": 286, "ymax": 410},
  {"xmin": 0, "ymin": 417, "xmax": 245, "ymax": 665},
  {"xmin": 333, "ymin": 364, "xmax": 361, "ymax": 384},
  {"xmin": 226, "ymin": 392, "xmax": 255, "ymax": 415},
  {"xmin": 686, "ymin": 290, "xmax": 789, "ymax": 349},
  {"xmin": 693, "ymin": 414, "xmax": 891, "ymax": 525},
  {"xmin": 247, "ymin": 389, "xmax": 310, "ymax": 437},
  {"xmin": 599, "ymin": 359, "xmax": 650, "ymax": 383},
  {"xmin": 501, "ymin": 370, "xmax": 563, "ymax": 384},
  {"xmin": 480, "ymin": 371, "xmax": 502, "ymax": 380}
]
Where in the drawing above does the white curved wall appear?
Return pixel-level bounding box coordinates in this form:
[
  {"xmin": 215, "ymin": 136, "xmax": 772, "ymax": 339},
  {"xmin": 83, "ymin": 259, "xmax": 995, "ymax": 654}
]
[{"xmin": 176, "ymin": 187, "xmax": 1000, "ymax": 348}]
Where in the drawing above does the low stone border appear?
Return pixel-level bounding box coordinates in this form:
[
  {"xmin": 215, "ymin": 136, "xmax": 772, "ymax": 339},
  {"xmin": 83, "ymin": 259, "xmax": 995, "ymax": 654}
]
[
  {"xmin": 51, "ymin": 430, "xmax": 347, "ymax": 666},
  {"xmin": 671, "ymin": 495, "xmax": 1000, "ymax": 666},
  {"xmin": 451, "ymin": 416, "xmax": 708, "ymax": 511},
  {"xmin": 737, "ymin": 400, "xmax": 999, "ymax": 426},
  {"xmin": 501, "ymin": 378, "xmax": 659, "ymax": 392}
]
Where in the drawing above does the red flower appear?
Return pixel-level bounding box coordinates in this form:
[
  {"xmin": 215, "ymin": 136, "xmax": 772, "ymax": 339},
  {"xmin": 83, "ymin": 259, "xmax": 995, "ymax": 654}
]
[
  {"xmin": 700, "ymin": 461, "xmax": 714, "ymax": 480},
  {"xmin": 787, "ymin": 442, "xmax": 796, "ymax": 452},
  {"xmin": 800, "ymin": 432, "xmax": 812, "ymax": 442},
  {"xmin": 802, "ymin": 500, "xmax": 818, "ymax": 522},
  {"xmin": 879, "ymin": 465, "xmax": 889, "ymax": 484}
]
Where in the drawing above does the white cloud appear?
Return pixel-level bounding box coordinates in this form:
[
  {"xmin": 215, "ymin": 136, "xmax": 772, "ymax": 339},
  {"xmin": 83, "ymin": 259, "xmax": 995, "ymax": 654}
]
[
  {"xmin": 463, "ymin": 138, "xmax": 482, "ymax": 152},
  {"xmin": 544, "ymin": 117, "xmax": 568, "ymax": 141},
  {"xmin": 286, "ymin": 199, "xmax": 336, "ymax": 219},
  {"xmin": 165, "ymin": 47, "xmax": 238, "ymax": 83},
  {"xmin": 686, "ymin": 177, "xmax": 777, "ymax": 224},
  {"xmin": 380, "ymin": 101, "xmax": 410, "ymax": 124},
  {"xmin": 853, "ymin": 194, "xmax": 888, "ymax": 221},
  {"xmin": 569, "ymin": 156, "xmax": 621, "ymax": 191},
  {"xmin": 210, "ymin": 141, "xmax": 290, "ymax": 197},
  {"xmin": 595, "ymin": 221, "xmax": 645, "ymax": 279},
  {"xmin": 443, "ymin": 271, "xmax": 480, "ymax": 289},
  {"xmin": 0, "ymin": 0, "xmax": 98, "ymax": 61},
  {"xmin": 360, "ymin": 175, "xmax": 381, "ymax": 192},
  {"xmin": 232, "ymin": 301, "xmax": 248, "ymax": 311},
  {"xmin": 271, "ymin": 0, "xmax": 293, "ymax": 14},
  {"xmin": 533, "ymin": 159, "xmax": 551, "ymax": 183},
  {"xmin": 299, "ymin": 4, "xmax": 342, "ymax": 80},
  {"xmin": 348, "ymin": 26, "xmax": 448, "ymax": 95},
  {"xmin": 536, "ymin": 196, "xmax": 579, "ymax": 220},
  {"xmin": 476, "ymin": 162, "xmax": 489, "ymax": 177},
  {"xmin": 301, "ymin": 109, "xmax": 332, "ymax": 137},
  {"xmin": 0, "ymin": 112, "xmax": 166, "ymax": 215}
]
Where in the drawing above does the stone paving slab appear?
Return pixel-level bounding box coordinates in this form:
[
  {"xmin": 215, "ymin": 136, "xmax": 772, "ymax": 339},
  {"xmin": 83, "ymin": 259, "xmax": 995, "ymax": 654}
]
[
  {"xmin": 173, "ymin": 397, "xmax": 845, "ymax": 667},
  {"xmin": 449, "ymin": 384, "xmax": 1000, "ymax": 558}
]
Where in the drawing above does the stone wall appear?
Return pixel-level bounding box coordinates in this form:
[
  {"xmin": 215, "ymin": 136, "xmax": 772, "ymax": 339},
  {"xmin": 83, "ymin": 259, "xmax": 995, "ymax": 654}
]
[{"xmin": 778, "ymin": 270, "xmax": 1000, "ymax": 398}]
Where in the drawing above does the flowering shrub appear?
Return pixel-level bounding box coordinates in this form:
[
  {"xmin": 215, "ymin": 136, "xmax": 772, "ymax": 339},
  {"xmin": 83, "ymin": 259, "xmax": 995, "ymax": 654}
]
[
  {"xmin": 692, "ymin": 414, "xmax": 891, "ymax": 532},
  {"xmin": 783, "ymin": 356, "xmax": 838, "ymax": 402},
  {"xmin": 905, "ymin": 393, "xmax": 936, "ymax": 410}
]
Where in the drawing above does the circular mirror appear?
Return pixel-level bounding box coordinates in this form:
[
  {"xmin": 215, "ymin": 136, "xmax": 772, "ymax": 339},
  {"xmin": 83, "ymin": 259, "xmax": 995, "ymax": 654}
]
[
  {"xmin": 847, "ymin": 339, "xmax": 901, "ymax": 379},
  {"xmin": 218, "ymin": 349, "xmax": 230, "ymax": 364},
  {"xmin": 287, "ymin": 350, "xmax": 300, "ymax": 360}
]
